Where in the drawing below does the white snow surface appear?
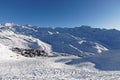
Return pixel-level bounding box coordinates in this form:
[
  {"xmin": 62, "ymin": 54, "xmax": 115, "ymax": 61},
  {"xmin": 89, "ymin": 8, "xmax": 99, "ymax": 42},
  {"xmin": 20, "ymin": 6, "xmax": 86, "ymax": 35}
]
[
  {"xmin": 0, "ymin": 41, "xmax": 119, "ymax": 80},
  {"xmin": 48, "ymin": 31, "xmax": 60, "ymax": 35},
  {"xmin": 69, "ymin": 44, "xmax": 83, "ymax": 53},
  {"xmin": 48, "ymin": 31, "xmax": 54, "ymax": 35},
  {"xmin": 0, "ymin": 43, "xmax": 25, "ymax": 61},
  {"xmin": 93, "ymin": 43, "xmax": 108, "ymax": 53},
  {"xmin": 78, "ymin": 40, "xmax": 87, "ymax": 44},
  {"xmin": 0, "ymin": 54, "xmax": 120, "ymax": 80}
]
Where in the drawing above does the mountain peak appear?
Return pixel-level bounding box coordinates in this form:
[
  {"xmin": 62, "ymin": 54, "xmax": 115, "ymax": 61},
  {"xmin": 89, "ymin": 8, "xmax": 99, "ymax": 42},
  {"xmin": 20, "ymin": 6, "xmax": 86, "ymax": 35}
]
[{"xmin": 4, "ymin": 23, "xmax": 14, "ymax": 27}]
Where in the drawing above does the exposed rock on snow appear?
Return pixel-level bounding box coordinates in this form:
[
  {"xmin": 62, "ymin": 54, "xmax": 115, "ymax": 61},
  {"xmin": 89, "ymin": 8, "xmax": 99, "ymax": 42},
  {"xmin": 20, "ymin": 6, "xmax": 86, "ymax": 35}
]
[{"xmin": 12, "ymin": 48, "xmax": 49, "ymax": 57}]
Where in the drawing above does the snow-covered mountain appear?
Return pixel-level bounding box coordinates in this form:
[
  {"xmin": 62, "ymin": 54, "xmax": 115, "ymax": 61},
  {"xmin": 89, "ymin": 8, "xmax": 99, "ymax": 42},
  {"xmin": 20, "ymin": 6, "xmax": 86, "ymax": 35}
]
[
  {"xmin": 1, "ymin": 23, "xmax": 120, "ymax": 80},
  {"xmin": 2, "ymin": 23, "xmax": 119, "ymax": 56},
  {"xmin": 0, "ymin": 23, "xmax": 52, "ymax": 54}
]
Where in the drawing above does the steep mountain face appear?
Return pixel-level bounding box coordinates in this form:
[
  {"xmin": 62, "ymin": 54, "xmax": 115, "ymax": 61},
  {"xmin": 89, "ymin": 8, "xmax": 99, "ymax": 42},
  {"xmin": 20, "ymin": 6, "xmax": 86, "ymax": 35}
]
[{"xmin": 1, "ymin": 23, "xmax": 120, "ymax": 56}]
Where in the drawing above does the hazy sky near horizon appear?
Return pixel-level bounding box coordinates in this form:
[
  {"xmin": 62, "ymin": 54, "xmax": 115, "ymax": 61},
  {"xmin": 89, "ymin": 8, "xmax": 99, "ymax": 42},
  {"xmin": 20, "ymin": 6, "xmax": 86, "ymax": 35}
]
[{"xmin": 0, "ymin": 0, "xmax": 120, "ymax": 29}]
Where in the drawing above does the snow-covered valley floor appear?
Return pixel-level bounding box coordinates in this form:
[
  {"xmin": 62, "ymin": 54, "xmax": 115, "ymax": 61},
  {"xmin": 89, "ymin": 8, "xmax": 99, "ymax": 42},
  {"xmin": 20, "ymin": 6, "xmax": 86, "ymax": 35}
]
[{"xmin": 0, "ymin": 55, "xmax": 120, "ymax": 80}]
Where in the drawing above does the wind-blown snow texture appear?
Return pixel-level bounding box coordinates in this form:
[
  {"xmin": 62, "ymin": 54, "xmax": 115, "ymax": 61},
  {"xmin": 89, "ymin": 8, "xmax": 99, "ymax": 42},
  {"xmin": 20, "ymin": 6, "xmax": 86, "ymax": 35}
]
[{"xmin": 0, "ymin": 55, "xmax": 120, "ymax": 80}]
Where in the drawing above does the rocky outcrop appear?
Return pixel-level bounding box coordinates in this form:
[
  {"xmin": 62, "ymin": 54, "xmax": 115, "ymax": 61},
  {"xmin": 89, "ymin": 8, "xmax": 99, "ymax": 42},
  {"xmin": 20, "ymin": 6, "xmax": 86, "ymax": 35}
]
[{"xmin": 12, "ymin": 48, "xmax": 48, "ymax": 57}]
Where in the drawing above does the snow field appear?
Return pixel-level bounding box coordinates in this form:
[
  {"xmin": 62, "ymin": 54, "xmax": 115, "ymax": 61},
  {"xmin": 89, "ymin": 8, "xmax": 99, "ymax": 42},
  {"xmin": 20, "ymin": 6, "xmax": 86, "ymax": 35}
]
[{"xmin": 0, "ymin": 56, "xmax": 120, "ymax": 80}]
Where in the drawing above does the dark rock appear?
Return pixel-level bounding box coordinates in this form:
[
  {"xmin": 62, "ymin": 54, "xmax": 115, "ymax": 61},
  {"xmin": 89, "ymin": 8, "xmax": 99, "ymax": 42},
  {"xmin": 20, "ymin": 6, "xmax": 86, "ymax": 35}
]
[{"xmin": 12, "ymin": 48, "xmax": 48, "ymax": 57}]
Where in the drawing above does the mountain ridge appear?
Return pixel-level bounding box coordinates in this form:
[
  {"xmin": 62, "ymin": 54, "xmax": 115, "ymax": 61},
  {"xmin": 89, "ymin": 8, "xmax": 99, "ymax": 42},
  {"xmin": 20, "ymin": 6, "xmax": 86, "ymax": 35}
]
[{"xmin": 1, "ymin": 23, "xmax": 120, "ymax": 56}]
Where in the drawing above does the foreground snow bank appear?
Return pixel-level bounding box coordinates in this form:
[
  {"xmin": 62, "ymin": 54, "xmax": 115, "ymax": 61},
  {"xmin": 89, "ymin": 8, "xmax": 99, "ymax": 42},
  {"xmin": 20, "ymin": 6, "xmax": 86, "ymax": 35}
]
[
  {"xmin": 0, "ymin": 43, "xmax": 25, "ymax": 61},
  {"xmin": 0, "ymin": 55, "xmax": 120, "ymax": 80}
]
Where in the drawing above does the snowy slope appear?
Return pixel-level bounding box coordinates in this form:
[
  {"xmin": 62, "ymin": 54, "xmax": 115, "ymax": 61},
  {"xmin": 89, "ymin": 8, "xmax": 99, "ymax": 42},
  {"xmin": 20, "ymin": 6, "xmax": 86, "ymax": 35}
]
[
  {"xmin": 80, "ymin": 50, "xmax": 120, "ymax": 70},
  {"xmin": 0, "ymin": 28, "xmax": 52, "ymax": 53},
  {"xmin": 0, "ymin": 55, "xmax": 120, "ymax": 80},
  {"xmin": 0, "ymin": 43, "xmax": 25, "ymax": 61}
]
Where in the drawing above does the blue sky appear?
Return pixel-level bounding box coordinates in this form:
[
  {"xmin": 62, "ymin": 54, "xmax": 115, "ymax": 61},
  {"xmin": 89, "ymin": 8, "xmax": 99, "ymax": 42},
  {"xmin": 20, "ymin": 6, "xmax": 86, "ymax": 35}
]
[{"xmin": 0, "ymin": 0, "xmax": 120, "ymax": 29}]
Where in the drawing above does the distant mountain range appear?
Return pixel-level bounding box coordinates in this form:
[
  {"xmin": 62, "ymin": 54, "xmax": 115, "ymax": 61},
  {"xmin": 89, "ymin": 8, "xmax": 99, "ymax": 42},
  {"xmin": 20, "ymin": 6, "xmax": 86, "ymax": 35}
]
[{"xmin": 0, "ymin": 23, "xmax": 120, "ymax": 56}]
